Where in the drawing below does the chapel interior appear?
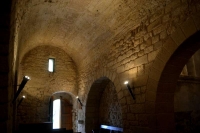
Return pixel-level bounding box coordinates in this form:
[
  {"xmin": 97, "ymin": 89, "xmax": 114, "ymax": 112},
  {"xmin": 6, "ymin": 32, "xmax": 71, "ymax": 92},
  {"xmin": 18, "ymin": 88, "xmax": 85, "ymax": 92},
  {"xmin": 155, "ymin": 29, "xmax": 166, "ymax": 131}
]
[{"xmin": 0, "ymin": 0, "xmax": 200, "ymax": 133}]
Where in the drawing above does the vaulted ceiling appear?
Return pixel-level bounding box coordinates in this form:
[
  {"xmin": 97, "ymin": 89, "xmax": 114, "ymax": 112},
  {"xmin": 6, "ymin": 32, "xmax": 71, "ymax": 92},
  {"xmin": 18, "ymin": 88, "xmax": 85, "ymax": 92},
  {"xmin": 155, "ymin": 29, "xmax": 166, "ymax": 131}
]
[{"xmin": 17, "ymin": 0, "xmax": 170, "ymax": 67}]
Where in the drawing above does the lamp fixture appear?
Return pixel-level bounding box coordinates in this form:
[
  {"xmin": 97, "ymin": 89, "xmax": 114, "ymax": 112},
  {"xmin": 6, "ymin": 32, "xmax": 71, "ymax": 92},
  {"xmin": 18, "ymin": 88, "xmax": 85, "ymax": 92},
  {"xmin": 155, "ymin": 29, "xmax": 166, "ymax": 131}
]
[
  {"xmin": 12, "ymin": 76, "xmax": 30, "ymax": 103},
  {"xmin": 124, "ymin": 81, "xmax": 129, "ymax": 85},
  {"xmin": 76, "ymin": 96, "xmax": 83, "ymax": 106},
  {"xmin": 17, "ymin": 95, "xmax": 26, "ymax": 108},
  {"xmin": 124, "ymin": 81, "xmax": 135, "ymax": 100}
]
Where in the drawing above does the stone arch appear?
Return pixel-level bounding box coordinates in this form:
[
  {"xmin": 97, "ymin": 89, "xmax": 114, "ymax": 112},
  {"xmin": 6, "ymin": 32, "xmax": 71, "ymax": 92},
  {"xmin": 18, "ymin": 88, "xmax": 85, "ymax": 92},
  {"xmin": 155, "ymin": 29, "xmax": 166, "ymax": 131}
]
[
  {"xmin": 50, "ymin": 91, "xmax": 77, "ymax": 109},
  {"xmin": 19, "ymin": 45, "xmax": 78, "ymax": 95},
  {"xmin": 146, "ymin": 15, "xmax": 200, "ymax": 132},
  {"xmin": 85, "ymin": 77, "xmax": 123, "ymax": 132},
  {"xmin": 17, "ymin": 45, "xmax": 78, "ymax": 125}
]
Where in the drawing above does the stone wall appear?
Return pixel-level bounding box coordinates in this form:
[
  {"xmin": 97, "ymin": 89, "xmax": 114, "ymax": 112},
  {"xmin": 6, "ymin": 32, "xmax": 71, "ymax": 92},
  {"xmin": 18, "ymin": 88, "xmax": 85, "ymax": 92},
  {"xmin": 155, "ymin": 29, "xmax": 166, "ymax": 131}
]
[
  {"xmin": 99, "ymin": 81, "xmax": 122, "ymax": 127},
  {"xmin": 175, "ymin": 79, "xmax": 200, "ymax": 133},
  {"xmin": 17, "ymin": 45, "xmax": 78, "ymax": 125},
  {"xmin": 79, "ymin": 1, "xmax": 200, "ymax": 132}
]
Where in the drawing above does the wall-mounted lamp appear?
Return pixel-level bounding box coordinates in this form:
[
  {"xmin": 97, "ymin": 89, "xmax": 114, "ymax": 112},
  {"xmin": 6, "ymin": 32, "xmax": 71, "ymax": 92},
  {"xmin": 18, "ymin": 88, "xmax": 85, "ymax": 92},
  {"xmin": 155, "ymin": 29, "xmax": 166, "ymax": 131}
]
[
  {"xmin": 12, "ymin": 76, "xmax": 30, "ymax": 103},
  {"xmin": 76, "ymin": 96, "xmax": 83, "ymax": 107},
  {"xmin": 17, "ymin": 95, "xmax": 26, "ymax": 108},
  {"xmin": 124, "ymin": 81, "xmax": 135, "ymax": 100}
]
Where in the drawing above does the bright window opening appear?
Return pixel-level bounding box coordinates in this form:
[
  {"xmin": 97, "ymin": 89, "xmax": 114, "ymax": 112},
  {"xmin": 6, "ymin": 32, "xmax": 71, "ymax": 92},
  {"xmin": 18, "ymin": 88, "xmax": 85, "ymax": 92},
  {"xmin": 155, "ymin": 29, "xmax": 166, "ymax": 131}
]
[
  {"xmin": 48, "ymin": 58, "xmax": 55, "ymax": 72},
  {"xmin": 53, "ymin": 99, "xmax": 61, "ymax": 129}
]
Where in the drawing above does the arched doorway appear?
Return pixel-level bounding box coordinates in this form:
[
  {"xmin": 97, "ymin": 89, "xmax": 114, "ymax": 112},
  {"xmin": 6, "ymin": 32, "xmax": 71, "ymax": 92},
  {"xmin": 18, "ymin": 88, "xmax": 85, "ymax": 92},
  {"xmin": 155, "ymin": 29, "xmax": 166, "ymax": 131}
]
[
  {"xmin": 85, "ymin": 77, "xmax": 123, "ymax": 132},
  {"xmin": 150, "ymin": 31, "xmax": 200, "ymax": 132},
  {"xmin": 49, "ymin": 92, "xmax": 73, "ymax": 130}
]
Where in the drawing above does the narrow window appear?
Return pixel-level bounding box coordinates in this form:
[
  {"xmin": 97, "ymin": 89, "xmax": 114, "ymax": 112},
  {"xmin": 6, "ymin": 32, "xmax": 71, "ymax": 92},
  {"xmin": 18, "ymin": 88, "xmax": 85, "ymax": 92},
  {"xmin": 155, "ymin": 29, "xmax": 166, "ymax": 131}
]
[
  {"xmin": 53, "ymin": 99, "xmax": 61, "ymax": 129},
  {"xmin": 48, "ymin": 58, "xmax": 55, "ymax": 72}
]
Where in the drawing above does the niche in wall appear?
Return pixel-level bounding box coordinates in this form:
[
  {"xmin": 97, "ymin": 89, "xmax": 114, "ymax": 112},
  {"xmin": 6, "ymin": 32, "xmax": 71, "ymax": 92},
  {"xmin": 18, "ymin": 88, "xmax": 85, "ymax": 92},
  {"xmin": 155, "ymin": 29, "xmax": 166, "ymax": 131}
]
[{"xmin": 85, "ymin": 77, "xmax": 123, "ymax": 132}]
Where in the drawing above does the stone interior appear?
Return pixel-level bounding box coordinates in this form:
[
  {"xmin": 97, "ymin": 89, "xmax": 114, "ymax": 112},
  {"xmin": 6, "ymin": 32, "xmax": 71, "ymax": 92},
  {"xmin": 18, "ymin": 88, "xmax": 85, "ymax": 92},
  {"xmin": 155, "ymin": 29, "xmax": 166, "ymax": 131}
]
[{"xmin": 1, "ymin": 0, "xmax": 200, "ymax": 133}]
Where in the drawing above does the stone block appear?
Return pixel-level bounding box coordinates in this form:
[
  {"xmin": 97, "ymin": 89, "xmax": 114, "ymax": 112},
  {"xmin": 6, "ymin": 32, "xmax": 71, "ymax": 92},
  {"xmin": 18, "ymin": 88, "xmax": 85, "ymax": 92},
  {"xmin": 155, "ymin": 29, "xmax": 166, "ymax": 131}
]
[
  {"xmin": 153, "ymin": 24, "xmax": 166, "ymax": 35},
  {"xmin": 145, "ymin": 90, "xmax": 156, "ymax": 102},
  {"xmin": 144, "ymin": 45, "xmax": 153, "ymax": 54},
  {"xmin": 117, "ymin": 64, "xmax": 124, "ymax": 73},
  {"xmin": 119, "ymin": 97, "xmax": 127, "ymax": 106},
  {"xmin": 135, "ymin": 94, "xmax": 145, "ymax": 103},
  {"xmin": 138, "ymin": 50, "xmax": 144, "ymax": 57},
  {"xmin": 144, "ymin": 62, "xmax": 152, "ymax": 74},
  {"xmin": 117, "ymin": 90, "xmax": 124, "ymax": 100},
  {"xmin": 122, "ymin": 105, "xmax": 129, "ymax": 114},
  {"xmin": 126, "ymin": 95, "xmax": 135, "ymax": 104},
  {"xmin": 134, "ymin": 45, "xmax": 140, "ymax": 52},
  {"xmin": 140, "ymin": 43, "xmax": 147, "ymax": 50},
  {"xmin": 181, "ymin": 18, "xmax": 197, "ymax": 38},
  {"xmin": 134, "ymin": 55, "xmax": 148, "ymax": 67},
  {"xmin": 152, "ymin": 35, "xmax": 160, "ymax": 44},
  {"xmin": 123, "ymin": 89, "xmax": 130, "ymax": 97},
  {"xmin": 133, "ymin": 87, "xmax": 141, "ymax": 95},
  {"xmin": 126, "ymin": 49, "xmax": 133, "ymax": 57},
  {"xmin": 111, "ymin": 71, "xmax": 117, "ymax": 82},
  {"xmin": 160, "ymin": 30, "xmax": 167, "ymax": 40},
  {"xmin": 157, "ymin": 47, "xmax": 171, "ymax": 64},
  {"xmin": 130, "ymin": 104, "xmax": 145, "ymax": 113},
  {"xmin": 150, "ymin": 9, "xmax": 164, "ymax": 23},
  {"xmin": 148, "ymin": 49, "xmax": 159, "ymax": 62},
  {"xmin": 128, "ymin": 67, "xmax": 137, "ymax": 77},
  {"xmin": 143, "ymin": 33, "xmax": 150, "ymax": 41},
  {"xmin": 130, "ymin": 53, "xmax": 138, "ymax": 60},
  {"xmin": 141, "ymin": 86, "xmax": 146, "ymax": 93},
  {"xmin": 147, "ymin": 18, "xmax": 162, "ymax": 32},
  {"xmin": 163, "ymin": 37, "xmax": 177, "ymax": 54},
  {"xmin": 162, "ymin": 14, "xmax": 170, "ymax": 23},
  {"xmin": 171, "ymin": 27, "xmax": 186, "ymax": 46},
  {"xmin": 137, "ymin": 65, "xmax": 145, "ymax": 76},
  {"xmin": 119, "ymin": 71, "xmax": 130, "ymax": 85},
  {"xmin": 192, "ymin": 13, "xmax": 200, "ymax": 30},
  {"xmin": 125, "ymin": 60, "xmax": 134, "ymax": 70},
  {"xmin": 114, "ymin": 78, "xmax": 122, "ymax": 93},
  {"xmin": 145, "ymin": 38, "xmax": 152, "ymax": 46},
  {"xmin": 152, "ymin": 58, "xmax": 165, "ymax": 71}
]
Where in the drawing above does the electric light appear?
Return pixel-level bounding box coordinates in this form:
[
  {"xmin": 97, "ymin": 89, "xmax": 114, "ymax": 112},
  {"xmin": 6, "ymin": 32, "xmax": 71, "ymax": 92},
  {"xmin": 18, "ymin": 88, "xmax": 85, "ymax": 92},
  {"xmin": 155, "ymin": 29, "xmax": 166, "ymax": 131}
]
[
  {"xmin": 124, "ymin": 80, "xmax": 135, "ymax": 100},
  {"xmin": 25, "ymin": 76, "xmax": 30, "ymax": 80},
  {"xmin": 124, "ymin": 81, "xmax": 129, "ymax": 85},
  {"xmin": 12, "ymin": 76, "xmax": 30, "ymax": 103}
]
